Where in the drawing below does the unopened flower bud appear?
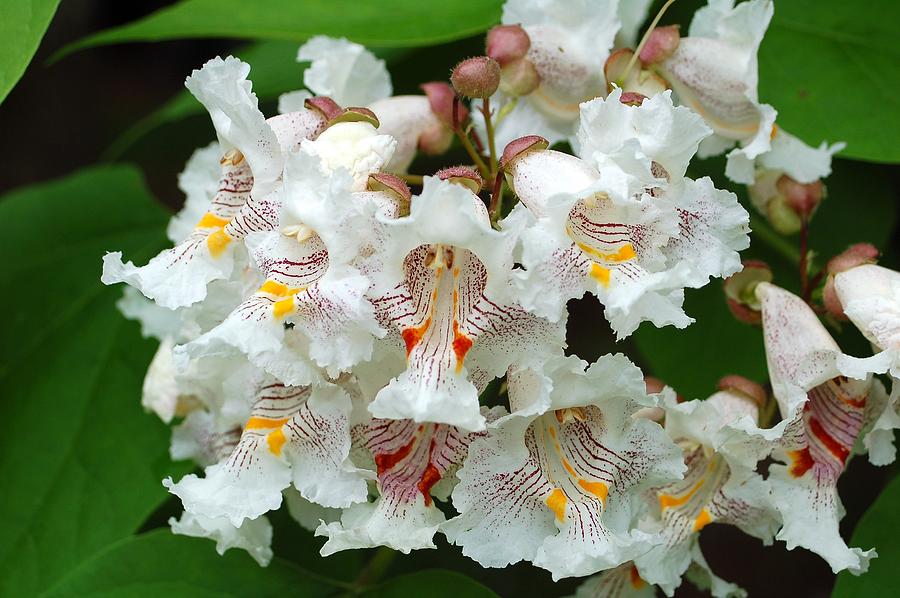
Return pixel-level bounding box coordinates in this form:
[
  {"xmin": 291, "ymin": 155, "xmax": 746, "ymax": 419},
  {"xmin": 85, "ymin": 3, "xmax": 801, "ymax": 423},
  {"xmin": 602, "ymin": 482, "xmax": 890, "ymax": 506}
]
[
  {"xmin": 499, "ymin": 57, "xmax": 540, "ymax": 96},
  {"xmin": 304, "ymin": 96, "xmax": 343, "ymax": 122},
  {"xmin": 421, "ymin": 81, "xmax": 468, "ymax": 125},
  {"xmin": 777, "ymin": 175, "xmax": 825, "ymax": 218},
  {"xmin": 723, "ymin": 260, "xmax": 773, "ymax": 325},
  {"xmin": 367, "ymin": 173, "xmax": 412, "ymax": 203},
  {"xmin": 498, "ymin": 135, "xmax": 549, "ymax": 172},
  {"xmin": 436, "ymin": 166, "xmax": 484, "ymax": 194},
  {"xmin": 717, "ymin": 375, "xmax": 767, "ymax": 409},
  {"xmin": 644, "ymin": 376, "xmax": 666, "ymax": 395},
  {"xmin": 826, "ymin": 243, "xmax": 880, "ymax": 275},
  {"xmin": 451, "ymin": 56, "xmax": 501, "ymax": 99},
  {"xmin": 639, "ymin": 25, "xmax": 680, "ymax": 65},
  {"xmin": 822, "ymin": 243, "xmax": 880, "ymax": 320},
  {"xmin": 486, "ymin": 24, "xmax": 531, "ymax": 66}
]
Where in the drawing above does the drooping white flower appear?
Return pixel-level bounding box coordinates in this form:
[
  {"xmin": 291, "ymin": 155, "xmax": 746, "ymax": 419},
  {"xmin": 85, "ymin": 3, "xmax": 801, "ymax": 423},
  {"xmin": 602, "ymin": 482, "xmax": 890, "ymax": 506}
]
[
  {"xmin": 365, "ymin": 176, "xmax": 565, "ymax": 431},
  {"xmin": 634, "ymin": 385, "xmax": 778, "ymax": 595},
  {"xmin": 484, "ymin": 0, "xmax": 622, "ymax": 149},
  {"xmin": 504, "ymin": 91, "xmax": 749, "ymax": 337},
  {"xmin": 756, "ymin": 282, "xmax": 892, "ymax": 573},
  {"xmin": 444, "ymin": 354, "xmax": 685, "ymax": 579},
  {"xmin": 102, "ymin": 56, "xmax": 329, "ymax": 309}
]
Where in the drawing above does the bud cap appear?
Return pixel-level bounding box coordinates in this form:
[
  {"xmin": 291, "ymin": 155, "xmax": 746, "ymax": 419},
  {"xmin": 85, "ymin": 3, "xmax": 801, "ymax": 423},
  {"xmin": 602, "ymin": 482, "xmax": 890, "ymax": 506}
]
[
  {"xmin": 451, "ymin": 56, "xmax": 501, "ymax": 99},
  {"xmin": 486, "ymin": 24, "xmax": 531, "ymax": 66},
  {"xmin": 499, "ymin": 135, "xmax": 549, "ymax": 171}
]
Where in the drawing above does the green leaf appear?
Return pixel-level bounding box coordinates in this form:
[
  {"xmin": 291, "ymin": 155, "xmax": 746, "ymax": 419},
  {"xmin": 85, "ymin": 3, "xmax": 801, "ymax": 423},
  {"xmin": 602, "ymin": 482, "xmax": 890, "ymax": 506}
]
[
  {"xmin": 832, "ymin": 474, "xmax": 900, "ymax": 597},
  {"xmin": 365, "ymin": 570, "xmax": 499, "ymax": 598},
  {"xmin": 55, "ymin": 0, "xmax": 502, "ymax": 61},
  {"xmin": 759, "ymin": 0, "xmax": 900, "ymax": 163},
  {"xmin": 0, "ymin": 166, "xmax": 179, "ymax": 596},
  {"xmin": 42, "ymin": 530, "xmax": 343, "ymax": 597},
  {"xmin": 105, "ymin": 41, "xmax": 410, "ymax": 160},
  {"xmin": 632, "ymin": 158, "xmax": 897, "ymax": 398},
  {"xmin": 0, "ymin": 0, "xmax": 60, "ymax": 103}
]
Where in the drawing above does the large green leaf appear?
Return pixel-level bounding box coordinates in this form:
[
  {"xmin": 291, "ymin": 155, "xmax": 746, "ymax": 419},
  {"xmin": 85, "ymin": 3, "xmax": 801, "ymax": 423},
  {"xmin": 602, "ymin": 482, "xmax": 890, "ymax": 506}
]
[
  {"xmin": 55, "ymin": 0, "xmax": 502, "ymax": 61},
  {"xmin": 42, "ymin": 530, "xmax": 342, "ymax": 597},
  {"xmin": 632, "ymin": 158, "xmax": 897, "ymax": 399},
  {"xmin": 759, "ymin": 0, "xmax": 900, "ymax": 163},
  {"xmin": 0, "ymin": 166, "xmax": 178, "ymax": 595},
  {"xmin": 366, "ymin": 569, "xmax": 499, "ymax": 598},
  {"xmin": 0, "ymin": 0, "xmax": 60, "ymax": 103},
  {"xmin": 832, "ymin": 474, "xmax": 900, "ymax": 597}
]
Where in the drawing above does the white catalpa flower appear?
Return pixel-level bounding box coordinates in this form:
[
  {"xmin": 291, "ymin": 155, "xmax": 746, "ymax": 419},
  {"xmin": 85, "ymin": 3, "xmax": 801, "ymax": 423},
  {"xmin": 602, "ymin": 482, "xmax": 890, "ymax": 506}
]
[
  {"xmin": 317, "ymin": 407, "xmax": 501, "ymax": 554},
  {"xmin": 102, "ymin": 56, "xmax": 330, "ymax": 309},
  {"xmin": 444, "ymin": 354, "xmax": 685, "ymax": 579},
  {"xmin": 165, "ymin": 377, "xmax": 369, "ymax": 527},
  {"xmin": 835, "ymin": 264, "xmax": 900, "ymax": 377},
  {"xmin": 634, "ymin": 382, "xmax": 778, "ymax": 595},
  {"xmin": 641, "ymin": 0, "xmax": 843, "ymax": 186},
  {"xmin": 484, "ymin": 0, "xmax": 622, "ymax": 149},
  {"xmin": 756, "ymin": 282, "xmax": 892, "ymax": 573},
  {"xmin": 365, "ymin": 176, "xmax": 565, "ymax": 431},
  {"xmin": 176, "ymin": 140, "xmax": 389, "ymax": 387},
  {"xmin": 168, "ymin": 511, "xmax": 274, "ymax": 566},
  {"xmin": 503, "ymin": 90, "xmax": 749, "ymax": 337}
]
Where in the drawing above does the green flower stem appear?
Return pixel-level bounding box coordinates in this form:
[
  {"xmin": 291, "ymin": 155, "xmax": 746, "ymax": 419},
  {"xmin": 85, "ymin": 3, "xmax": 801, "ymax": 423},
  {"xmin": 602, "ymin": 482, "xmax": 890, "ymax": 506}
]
[{"xmin": 353, "ymin": 546, "xmax": 397, "ymax": 592}]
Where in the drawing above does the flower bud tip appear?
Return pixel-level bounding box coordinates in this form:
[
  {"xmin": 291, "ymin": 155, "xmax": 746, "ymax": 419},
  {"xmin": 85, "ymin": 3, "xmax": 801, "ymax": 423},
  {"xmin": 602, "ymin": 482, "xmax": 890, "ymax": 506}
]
[
  {"xmin": 451, "ymin": 56, "xmax": 501, "ymax": 99},
  {"xmin": 367, "ymin": 173, "xmax": 412, "ymax": 202},
  {"xmin": 499, "ymin": 135, "xmax": 549, "ymax": 171},
  {"xmin": 486, "ymin": 24, "xmax": 531, "ymax": 66},
  {"xmin": 639, "ymin": 25, "xmax": 680, "ymax": 65},
  {"xmin": 421, "ymin": 81, "xmax": 468, "ymax": 125},
  {"xmin": 304, "ymin": 96, "xmax": 343, "ymax": 122},
  {"xmin": 436, "ymin": 166, "xmax": 484, "ymax": 194}
]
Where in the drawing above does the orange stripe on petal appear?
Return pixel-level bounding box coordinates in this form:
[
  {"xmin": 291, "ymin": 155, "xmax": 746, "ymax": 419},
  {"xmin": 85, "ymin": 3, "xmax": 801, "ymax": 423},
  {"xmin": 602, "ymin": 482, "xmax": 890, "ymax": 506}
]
[
  {"xmin": 789, "ymin": 447, "xmax": 814, "ymax": 478},
  {"xmin": 809, "ymin": 416, "xmax": 850, "ymax": 464},
  {"xmin": 545, "ymin": 488, "xmax": 567, "ymax": 522},
  {"xmin": 402, "ymin": 317, "xmax": 432, "ymax": 357},
  {"xmin": 245, "ymin": 416, "xmax": 290, "ymax": 430}
]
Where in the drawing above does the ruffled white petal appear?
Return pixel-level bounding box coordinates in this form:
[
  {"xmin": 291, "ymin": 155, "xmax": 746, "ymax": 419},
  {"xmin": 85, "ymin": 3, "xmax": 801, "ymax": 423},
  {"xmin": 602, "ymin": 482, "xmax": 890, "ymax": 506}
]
[
  {"xmin": 169, "ymin": 511, "xmax": 273, "ymax": 566},
  {"xmin": 298, "ymin": 36, "xmax": 392, "ymax": 107}
]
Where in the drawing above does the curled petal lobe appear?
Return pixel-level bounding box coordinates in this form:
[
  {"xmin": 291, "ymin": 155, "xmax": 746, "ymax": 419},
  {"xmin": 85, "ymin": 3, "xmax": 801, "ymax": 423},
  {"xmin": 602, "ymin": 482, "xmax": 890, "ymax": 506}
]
[{"xmin": 297, "ymin": 36, "xmax": 392, "ymax": 107}]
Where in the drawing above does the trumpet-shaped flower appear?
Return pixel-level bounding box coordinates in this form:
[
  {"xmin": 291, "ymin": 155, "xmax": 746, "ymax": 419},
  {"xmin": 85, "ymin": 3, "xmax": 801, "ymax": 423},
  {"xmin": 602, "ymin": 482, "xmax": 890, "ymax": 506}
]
[
  {"xmin": 756, "ymin": 282, "xmax": 891, "ymax": 573},
  {"xmin": 102, "ymin": 56, "xmax": 329, "ymax": 309},
  {"xmin": 444, "ymin": 354, "xmax": 685, "ymax": 579},
  {"xmin": 366, "ymin": 177, "xmax": 565, "ymax": 431},
  {"xmin": 504, "ymin": 91, "xmax": 749, "ymax": 337},
  {"xmin": 634, "ymin": 386, "xmax": 778, "ymax": 595},
  {"xmin": 165, "ymin": 377, "xmax": 369, "ymax": 527},
  {"xmin": 317, "ymin": 407, "xmax": 500, "ymax": 554},
  {"xmin": 176, "ymin": 138, "xmax": 390, "ymax": 387}
]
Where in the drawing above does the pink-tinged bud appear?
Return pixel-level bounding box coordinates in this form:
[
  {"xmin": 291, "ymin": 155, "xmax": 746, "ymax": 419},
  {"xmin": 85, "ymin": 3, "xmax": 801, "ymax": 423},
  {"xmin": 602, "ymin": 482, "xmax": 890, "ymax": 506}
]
[
  {"xmin": 486, "ymin": 24, "xmax": 531, "ymax": 66},
  {"xmin": 723, "ymin": 260, "xmax": 773, "ymax": 325},
  {"xmin": 823, "ymin": 243, "xmax": 880, "ymax": 320},
  {"xmin": 436, "ymin": 166, "xmax": 484, "ymax": 194},
  {"xmin": 418, "ymin": 124, "xmax": 454, "ymax": 156},
  {"xmin": 499, "ymin": 135, "xmax": 549, "ymax": 172},
  {"xmin": 717, "ymin": 375, "xmax": 767, "ymax": 409},
  {"xmin": 451, "ymin": 56, "xmax": 501, "ymax": 99},
  {"xmin": 329, "ymin": 106, "xmax": 380, "ymax": 128},
  {"xmin": 499, "ymin": 57, "xmax": 540, "ymax": 96},
  {"xmin": 367, "ymin": 173, "xmax": 412, "ymax": 203},
  {"xmin": 421, "ymin": 81, "xmax": 468, "ymax": 126},
  {"xmin": 619, "ymin": 91, "xmax": 647, "ymax": 106},
  {"xmin": 776, "ymin": 175, "xmax": 825, "ymax": 217},
  {"xmin": 826, "ymin": 243, "xmax": 880, "ymax": 275},
  {"xmin": 639, "ymin": 25, "xmax": 680, "ymax": 65},
  {"xmin": 305, "ymin": 96, "xmax": 343, "ymax": 121}
]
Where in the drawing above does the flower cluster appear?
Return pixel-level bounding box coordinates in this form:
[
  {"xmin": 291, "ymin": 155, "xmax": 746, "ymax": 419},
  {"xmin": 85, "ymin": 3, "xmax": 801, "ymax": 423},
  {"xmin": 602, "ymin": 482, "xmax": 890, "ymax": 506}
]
[{"xmin": 102, "ymin": 0, "xmax": 900, "ymax": 595}]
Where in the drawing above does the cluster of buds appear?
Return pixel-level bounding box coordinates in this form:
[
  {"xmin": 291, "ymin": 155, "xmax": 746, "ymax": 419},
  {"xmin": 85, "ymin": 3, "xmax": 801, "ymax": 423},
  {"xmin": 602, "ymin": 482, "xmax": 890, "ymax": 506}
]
[{"xmin": 100, "ymin": 0, "xmax": 899, "ymax": 596}]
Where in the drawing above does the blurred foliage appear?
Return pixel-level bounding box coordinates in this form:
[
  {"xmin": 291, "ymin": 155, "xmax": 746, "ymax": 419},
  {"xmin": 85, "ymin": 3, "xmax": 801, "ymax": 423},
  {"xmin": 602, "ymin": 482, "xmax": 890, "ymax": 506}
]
[
  {"xmin": 0, "ymin": 0, "xmax": 59, "ymax": 103},
  {"xmin": 54, "ymin": 0, "xmax": 504, "ymax": 60}
]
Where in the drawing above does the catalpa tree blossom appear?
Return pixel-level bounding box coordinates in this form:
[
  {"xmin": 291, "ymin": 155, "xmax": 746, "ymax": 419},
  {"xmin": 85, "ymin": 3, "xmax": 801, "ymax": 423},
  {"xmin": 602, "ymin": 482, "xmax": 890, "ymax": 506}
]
[{"xmin": 95, "ymin": 0, "xmax": 900, "ymax": 595}]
